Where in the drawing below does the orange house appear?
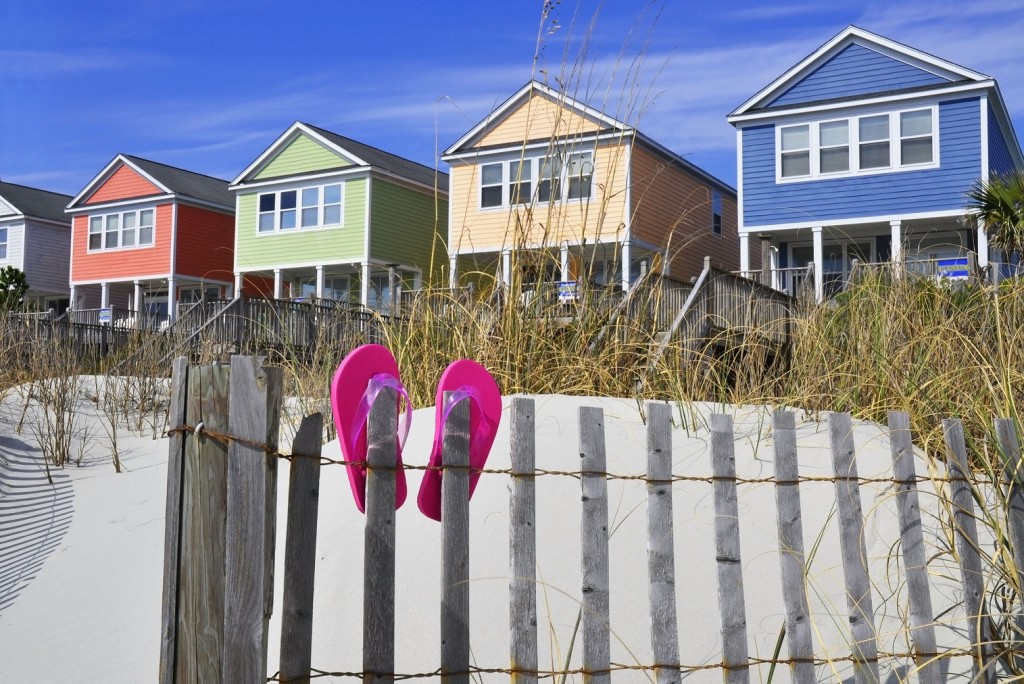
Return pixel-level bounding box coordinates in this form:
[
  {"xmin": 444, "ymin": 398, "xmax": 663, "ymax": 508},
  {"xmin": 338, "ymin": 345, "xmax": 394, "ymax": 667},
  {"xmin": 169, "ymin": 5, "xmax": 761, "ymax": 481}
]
[
  {"xmin": 442, "ymin": 81, "xmax": 756, "ymax": 291},
  {"xmin": 66, "ymin": 154, "xmax": 240, "ymax": 324}
]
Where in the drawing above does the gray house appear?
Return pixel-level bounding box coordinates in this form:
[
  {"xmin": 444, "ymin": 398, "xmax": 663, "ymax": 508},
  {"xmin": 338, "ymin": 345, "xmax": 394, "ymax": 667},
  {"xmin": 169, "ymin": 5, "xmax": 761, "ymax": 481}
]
[{"xmin": 0, "ymin": 180, "xmax": 73, "ymax": 311}]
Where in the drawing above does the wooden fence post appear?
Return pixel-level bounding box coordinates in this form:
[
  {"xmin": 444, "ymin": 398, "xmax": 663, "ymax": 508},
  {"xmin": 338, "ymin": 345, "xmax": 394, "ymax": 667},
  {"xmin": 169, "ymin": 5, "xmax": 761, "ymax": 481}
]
[
  {"xmin": 887, "ymin": 411, "xmax": 940, "ymax": 684},
  {"xmin": 829, "ymin": 412, "xmax": 880, "ymax": 684},
  {"xmin": 441, "ymin": 393, "xmax": 471, "ymax": 684},
  {"xmin": 364, "ymin": 385, "xmax": 398, "ymax": 684},
  {"xmin": 995, "ymin": 418, "xmax": 1024, "ymax": 599},
  {"xmin": 279, "ymin": 413, "xmax": 324, "ymax": 684},
  {"xmin": 771, "ymin": 410, "xmax": 814, "ymax": 684},
  {"xmin": 710, "ymin": 413, "xmax": 750, "ymax": 684},
  {"xmin": 579, "ymin": 406, "xmax": 611, "ymax": 684},
  {"xmin": 646, "ymin": 402, "xmax": 680, "ymax": 684},
  {"xmin": 509, "ymin": 397, "xmax": 538, "ymax": 684}
]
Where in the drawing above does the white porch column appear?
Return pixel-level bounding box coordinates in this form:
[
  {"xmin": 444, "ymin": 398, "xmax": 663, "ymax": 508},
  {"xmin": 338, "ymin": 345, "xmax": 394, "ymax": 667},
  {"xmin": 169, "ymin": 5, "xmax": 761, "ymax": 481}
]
[
  {"xmin": 69, "ymin": 285, "xmax": 77, "ymax": 310},
  {"xmin": 315, "ymin": 265, "xmax": 325, "ymax": 299},
  {"xmin": 501, "ymin": 249, "xmax": 511, "ymax": 287},
  {"xmin": 100, "ymin": 282, "xmax": 110, "ymax": 310},
  {"xmin": 890, "ymin": 220, "xmax": 903, "ymax": 277},
  {"xmin": 167, "ymin": 277, "xmax": 176, "ymax": 323},
  {"xmin": 621, "ymin": 240, "xmax": 632, "ymax": 292},
  {"xmin": 739, "ymin": 233, "xmax": 750, "ymax": 275},
  {"xmin": 977, "ymin": 220, "xmax": 989, "ymax": 268},
  {"xmin": 360, "ymin": 262, "xmax": 371, "ymax": 307},
  {"xmin": 449, "ymin": 255, "xmax": 458, "ymax": 288},
  {"xmin": 273, "ymin": 269, "xmax": 283, "ymax": 299},
  {"xmin": 233, "ymin": 272, "xmax": 243, "ymax": 299},
  {"xmin": 770, "ymin": 246, "xmax": 780, "ymax": 290},
  {"xmin": 133, "ymin": 280, "xmax": 143, "ymax": 318},
  {"xmin": 812, "ymin": 226, "xmax": 824, "ymax": 303},
  {"xmin": 560, "ymin": 244, "xmax": 570, "ymax": 282}
]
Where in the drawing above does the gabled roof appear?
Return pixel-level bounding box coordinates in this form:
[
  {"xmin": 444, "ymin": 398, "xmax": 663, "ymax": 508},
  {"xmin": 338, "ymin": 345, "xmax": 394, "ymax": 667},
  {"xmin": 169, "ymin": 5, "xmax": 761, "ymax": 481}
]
[
  {"xmin": 0, "ymin": 180, "xmax": 72, "ymax": 224},
  {"xmin": 67, "ymin": 154, "xmax": 233, "ymax": 210},
  {"xmin": 729, "ymin": 25, "xmax": 991, "ymax": 119},
  {"xmin": 231, "ymin": 122, "xmax": 447, "ymax": 192},
  {"xmin": 443, "ymin": 80, "xmax": 630, "ymax": 157}
]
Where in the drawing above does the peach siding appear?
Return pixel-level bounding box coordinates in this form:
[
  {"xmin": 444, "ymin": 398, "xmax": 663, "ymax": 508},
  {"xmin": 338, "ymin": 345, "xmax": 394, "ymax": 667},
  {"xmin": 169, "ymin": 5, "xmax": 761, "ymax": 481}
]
[
  {"xmin": 477, "ymin": 93, "xmax": 605, "ymax": 147},
  {"xmin": 629, "ymin": 145, "xmax": 747, "ymax": 280},
  {"xmin": 70, "ymin": 204, "xmax": 173, "ymax": 282},
  {"xmin": 449, "ymin": 141, "xmax": 629, "ymax": 252},
  {"xmin": 175, "ymin": 204, "xmax": 235, "ymax": 283},
  {"xmin": 84, "ymin": 164, "xmax": 162, "ymax": 205}
]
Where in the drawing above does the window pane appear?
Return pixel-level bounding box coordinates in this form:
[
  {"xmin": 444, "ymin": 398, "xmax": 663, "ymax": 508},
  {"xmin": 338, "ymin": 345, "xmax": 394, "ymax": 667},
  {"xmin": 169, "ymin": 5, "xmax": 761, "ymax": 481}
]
[
  {"xmin": 567, "ymin": 153, "xmax": 593, "ymax": 199},
  {"xmin": 859, "ymin": 141, "xmax": 890, "ymax": 169},
  {"xmin": 901, "ymin": 137, "xmax": 933, "ymax": 165},
  {"xmin": 859, "ymin": 115, "xmax": 889, "ymax": 142},
  {"xmin": 510, "ymin": 160, "xmax": 530, "ymax": 181},
  {"xmin": 139, "ymin": 224, "xmax": 153, "ymax": 245},
  {"xmin": 568, "ymin": 177, "xmax": 592, "ymax": 200},
  {"xmin": 820, "ymin": 147, "xmax": 850, "ymax": 173},
  {"xmin": 781, "ymin": 151, "xmax": 810, "ymax": 177},
  {"xmin": 324, "ymin": 184, "xmax": 341, "ymax": 204},
  {"xmin": 481, "ymin": 163, "xmax": 502, "ymax": 185},
  {"xmin": 281, "ymin": 209, "xmax": 296, "ymax": 230},
  {"xmin": 323, "ymin": 204, "xmax": 341, "ymax": 225},
  {"xmin": 122, "ymin": 230, "xmax": 136, "ymax": 247},
  {"xmin": 481, "ymin": 186, "xmax": 502, "ymax": 207},
  {"xmin": 780, "ymin": 125, "xmax": 809, "ymax": 151},
  {"xmin": 106, "ymin": 215, "xmax": 119, "ymax": 231},
  {"xmin": 89, "ymin": 233, "xmax": 102, "ymax": 250},
  {"xmin": 140, "ymin": 209, "xmax": 153, "ymax": 227},
  {"xmin": 537, "ymin": 179, "xmax": 561, "ymax": 202},
  {"xmin": 820, "ymin": 121, "xmax": 848, "ymax": 147},
  {"xmin": 301, "ymin": 207, "xmax": 318, "ymax": 227},
  {"xmin": 259, "ymin": 214, "xmax": 275, "ymax": 232},
  {"xmin": 280, "ymin": 191, "xmax": 297, "ymax": 210},
  {"xmin": 123, "ymin": 213, "xmax": 136, "ymax": 229},
  {"xmin": 105, "ymin": 215, "xmax": 119, "ymax": 248},
  {"xmin": 301, "ymin": 187, "xmax": 318, "ymax": 207},
  {"xmin": 105, "ymin": 232, "xmax": 119, "ymax": 249},
  {"xmin": 509, "ymin": 160, "xmax": 531, "ymax": 204},
  {"xmin": 90, "ymin": 216, "xmax": 102, "ymax": 233},
  {"xmin": 259, "ymin": 194, "xmax": 275, "ymax": 212},
  {"xmin": 901, "ymin": 110, "xmax": 932, "ymax": 137}
]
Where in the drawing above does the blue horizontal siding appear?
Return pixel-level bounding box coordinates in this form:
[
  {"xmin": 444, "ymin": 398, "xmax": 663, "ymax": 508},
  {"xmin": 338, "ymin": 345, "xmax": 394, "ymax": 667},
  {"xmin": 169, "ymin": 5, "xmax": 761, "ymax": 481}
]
[
  {"xmin": 742, "ymin": 97, "xmax": 981, "ymax": 227},
  {"xmin": 988, "ymin": 106, "xmax": 1018, "ymax": 177},
  {"xmin": 768, "ymin": 44, "xmax": 950, "ymax": 108}
]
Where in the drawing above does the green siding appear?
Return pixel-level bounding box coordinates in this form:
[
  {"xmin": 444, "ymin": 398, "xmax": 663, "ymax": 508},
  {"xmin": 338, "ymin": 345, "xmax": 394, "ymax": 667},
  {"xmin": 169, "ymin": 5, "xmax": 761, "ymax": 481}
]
[
  {"xmin": 253, "ymin": 133, "xmax": 352, "ymax": 180},
  {"xmin": 234, "ymin": 177, "xmax": 367, "ymax": 270},
  {"xmin": 369, "ymin": 179, "xmax": 448, "ymax": 284}
]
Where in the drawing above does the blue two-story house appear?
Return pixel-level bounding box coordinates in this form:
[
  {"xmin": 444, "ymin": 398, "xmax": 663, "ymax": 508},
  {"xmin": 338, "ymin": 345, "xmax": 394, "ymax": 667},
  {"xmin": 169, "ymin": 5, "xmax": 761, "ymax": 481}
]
[{"xmin": 728, "ymin": 25, "xmax": 1023, "ymax": 301}]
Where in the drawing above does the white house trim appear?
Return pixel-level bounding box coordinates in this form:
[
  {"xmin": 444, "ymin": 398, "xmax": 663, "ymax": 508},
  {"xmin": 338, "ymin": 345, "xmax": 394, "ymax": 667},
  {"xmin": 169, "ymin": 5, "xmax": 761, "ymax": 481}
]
[
  {"xmin": 740, "ymin": 208, "xmax": 967, "ymax": 234},
  {"xmin": 981, "ymin": 94, "xmax": 990, "ymax": 184}
]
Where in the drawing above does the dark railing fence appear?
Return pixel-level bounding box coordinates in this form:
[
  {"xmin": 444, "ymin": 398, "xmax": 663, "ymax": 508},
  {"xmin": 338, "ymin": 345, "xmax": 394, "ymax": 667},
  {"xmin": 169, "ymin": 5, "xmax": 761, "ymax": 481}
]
[{"xmin": 159, "ymin": 356, "xmax": 1020, "ymax": 683}]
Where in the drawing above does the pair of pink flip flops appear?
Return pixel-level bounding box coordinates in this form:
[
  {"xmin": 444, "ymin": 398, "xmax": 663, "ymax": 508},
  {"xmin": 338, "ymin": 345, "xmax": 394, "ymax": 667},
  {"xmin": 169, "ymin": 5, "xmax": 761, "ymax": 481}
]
[{"xmin": 329, "ymin": 344, "xmax": 501, "ymax": 521}]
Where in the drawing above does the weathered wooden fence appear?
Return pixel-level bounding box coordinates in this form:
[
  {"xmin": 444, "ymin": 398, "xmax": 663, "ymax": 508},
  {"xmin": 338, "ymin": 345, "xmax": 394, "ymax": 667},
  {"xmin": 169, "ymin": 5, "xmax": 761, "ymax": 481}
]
[{"xmin": 159, "ymin": 357, "xmax": 1023, "ymax": 683}]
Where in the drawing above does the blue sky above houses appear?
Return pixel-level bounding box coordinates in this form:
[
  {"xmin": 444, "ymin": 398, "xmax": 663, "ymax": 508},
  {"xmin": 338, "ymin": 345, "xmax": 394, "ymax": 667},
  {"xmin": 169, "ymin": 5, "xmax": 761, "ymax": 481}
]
[{"xmin": 2, "ymin": 0, "xmax": 1022, "ymax": 195}]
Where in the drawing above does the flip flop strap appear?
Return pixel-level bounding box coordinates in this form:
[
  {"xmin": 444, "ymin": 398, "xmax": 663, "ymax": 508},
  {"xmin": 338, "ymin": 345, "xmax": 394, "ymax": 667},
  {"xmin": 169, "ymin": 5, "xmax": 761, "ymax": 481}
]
[
  {"xmin": 351, "ymin": 373, "xmax": 412, "ymax": 458},
  {"xmin": 440, "ymin": 386, "xmax": 480, "ymax": 436}
]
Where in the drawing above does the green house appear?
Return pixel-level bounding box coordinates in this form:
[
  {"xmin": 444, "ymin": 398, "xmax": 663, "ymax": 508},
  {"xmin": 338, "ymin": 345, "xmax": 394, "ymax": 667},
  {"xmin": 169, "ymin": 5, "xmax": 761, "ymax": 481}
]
[{"xmin": 229, "ymin": 122, "xmax": 448, "ymax": 309}]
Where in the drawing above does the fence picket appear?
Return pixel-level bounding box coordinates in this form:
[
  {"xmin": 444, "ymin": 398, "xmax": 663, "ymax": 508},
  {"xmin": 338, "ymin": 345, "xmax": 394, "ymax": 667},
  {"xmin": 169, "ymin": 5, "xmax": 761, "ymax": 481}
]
[
  {"xmin": 995, "ymin": 419, "xmax": 1024, "ymax": 595},
  {"xmin": 224, "ymin": 356, "xmax": 282, "ymax": 682},
  {"xmin": 886, "ymin": 411, "xmax": 940, "ymax": 684},
  {"xmin": 771, "ymin": 410, "xmax": 814, "ymax": 684},
  {"xmin": 829, "ymin": 412, "xmax": 880, "ymax": 684},
  {"xmin": 280, "ymin": 413, "xmax": 324, "ymax": 684},
  {"xmin": 509, "ymin": 398, "xmax": 538, "ymax": 684},
  {"xmin": 364, "ymin": 386, "xmax": 398, "ymax": 684},
  {"xmin": 646, "ymin": 402, "xmax": 680, "ymax": 684},
  {"xmin": 943, "ymin": 419, "xmax": 997, "ymax": 684},
  {"xmin": 158, "ymin": 357, "xmax": 189, "ymax": 684},
  {"xmin": 710, "ymin": 413, "xmax": 750, "ymax": 684},
  {"xmin": 579, "ymin": 406, "xmax": 611, "ymax": 684},
  {"xmin": 441, "ymin": 394, "xmax": 471, "ymax": 684}
]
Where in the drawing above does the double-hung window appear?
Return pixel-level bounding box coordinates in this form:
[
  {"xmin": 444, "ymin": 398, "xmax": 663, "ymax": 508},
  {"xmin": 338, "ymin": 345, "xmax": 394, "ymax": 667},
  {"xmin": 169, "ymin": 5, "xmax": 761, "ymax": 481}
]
[
  {"xmin": 777, "ymin": 106, "xmax": 937, "ymax": 181},
  {"xmin": 88, "ymin": 208, "xmax": 155, "ymax": 251},
  {"xmin": 0, "ymin": 227, "xmax": 7, "ymax": 260},
  {"xmin": 711, "ymin": 191, "xmax": 723, "ymax": 235},
  {"xmin": 258, "ymin": 182, "xmax": 344, "ymax": 232},
  {"xmin": 478, "ymin": 151, "xmax": 595, "ymax": 208}
]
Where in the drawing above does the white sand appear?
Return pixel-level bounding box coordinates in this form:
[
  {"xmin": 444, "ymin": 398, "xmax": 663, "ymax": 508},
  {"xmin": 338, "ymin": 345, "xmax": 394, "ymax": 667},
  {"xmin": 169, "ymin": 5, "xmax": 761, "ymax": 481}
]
[{"xmin": 0, "ymin": 387, "xmax": 976, "ymax": 682}]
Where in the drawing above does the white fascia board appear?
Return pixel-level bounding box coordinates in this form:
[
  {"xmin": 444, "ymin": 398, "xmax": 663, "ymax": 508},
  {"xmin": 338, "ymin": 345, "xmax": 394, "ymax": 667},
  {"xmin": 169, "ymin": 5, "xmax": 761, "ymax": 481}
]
[
  {"xmin": 66, "ymin": 194, "xmax": 176, "ymax": 214},
  {"xmin": 443, "ymin": 80, "xmax": 629, "ymax": 157},
  {"xmin": 740, "ymin": 208, "xmax": 967, "ymax": 234},
  {"xmin": 728, "ymin": 81, "xmax": 993, "ymax": 125},
  {"xmin": 230, "ymin": 122, "xmax": 369, "ymax": 186},
  {"xmin": 442, "ymin": 130, "xmax": 632, "ymax": 163},
  {"xmin": 67, "ymin": 154, "xmax": 172, "ymax": 209},
  {"xmin": 730, "ymin": 25, "xmax": 989, "ymax": 118}
]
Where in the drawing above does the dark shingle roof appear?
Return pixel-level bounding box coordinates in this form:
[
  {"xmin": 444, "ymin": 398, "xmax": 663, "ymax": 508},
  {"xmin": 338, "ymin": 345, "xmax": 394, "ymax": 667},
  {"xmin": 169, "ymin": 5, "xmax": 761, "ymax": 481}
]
[
  {"xmin": 0, "ymin": 181, "xmax": 72, "ymax": 224},
  {"xmin": 302, "ymin": 124, "xmax": 448, "ymax": 192},
  {"xmin": 121, "ymin": 155, "xmax": 234, "ymax": 208}
]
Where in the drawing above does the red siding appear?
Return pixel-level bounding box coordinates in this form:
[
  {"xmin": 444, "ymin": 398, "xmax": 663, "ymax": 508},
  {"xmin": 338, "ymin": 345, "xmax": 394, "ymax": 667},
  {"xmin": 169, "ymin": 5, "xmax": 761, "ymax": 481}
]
[
  {"xmin": 242, "ymin": 276, "xmax": 275, "ymax": 298},
  {"xmin": 84, "ymin": 164, "xmax": 162, "ymax": 205},
  {"xmin": 174, "ymin": 204, "xmax": 235, "ymax": 283},
  {"xmin": 70, "ymin": 204, "xmax": 173, "ymax": 283}
]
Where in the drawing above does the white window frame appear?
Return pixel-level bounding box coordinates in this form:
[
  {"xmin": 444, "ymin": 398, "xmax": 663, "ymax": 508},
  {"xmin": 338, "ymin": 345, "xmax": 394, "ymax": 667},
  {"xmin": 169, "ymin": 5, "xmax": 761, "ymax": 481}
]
[
  {"xmin": 256, "ymin": 181, "xmax": 345, "ymax": 234},
  {"xmin": 86, "ymin": 207, "xmax": 155, "ymax": 252},
  {"xmin": 478, "ymin": 150, "xmax": 595, "ymax": 210},
  {"xmin": 775, "ymin": 104, "xmax": 939, "ymax": 183},
  {"xmin": 711, "ymin": 191, "xmax": 723, "ymax": 236},
  {"xmin": 0, "ymin": 227, "xmax": 7, "ymax": 260}
]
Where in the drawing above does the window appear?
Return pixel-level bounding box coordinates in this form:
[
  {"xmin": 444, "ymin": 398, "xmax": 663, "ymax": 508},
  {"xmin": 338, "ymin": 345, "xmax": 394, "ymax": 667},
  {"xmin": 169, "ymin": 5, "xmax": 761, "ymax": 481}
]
[
  {"xmin": 479, "ymin": 152, "xmax": 594, "ymax": 208},
  {"xmin": 300, "ymin": 275, "xmax": 350, "ymax": 302},
  {"xmin": 257, "ymin": 182, "xmax": 344, "ymax": 232},
  {"xmin": 711, "ymin": 191, "xmax": 723, "ymax": 235},
  {"xmin": 0, "ymin": 227, "xmax": 6, "ymax": 260},
  {"xmin": 87, "ymin": 208, "xmax": 155, "ymax": 251},
  {"xmin": 777, "ymin": 107, "xmax": 937, "ymax": 181}
]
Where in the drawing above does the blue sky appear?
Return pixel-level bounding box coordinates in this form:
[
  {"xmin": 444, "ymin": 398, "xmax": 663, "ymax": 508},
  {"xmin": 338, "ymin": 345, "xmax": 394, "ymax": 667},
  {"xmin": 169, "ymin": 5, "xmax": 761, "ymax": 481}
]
[{"xmin": 2, "ymin": 0, "xmax": 1023, "ymax": 197}]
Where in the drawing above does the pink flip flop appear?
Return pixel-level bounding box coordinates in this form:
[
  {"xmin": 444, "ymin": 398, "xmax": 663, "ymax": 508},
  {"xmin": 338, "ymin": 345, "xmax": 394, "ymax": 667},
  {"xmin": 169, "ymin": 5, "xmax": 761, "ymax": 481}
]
[
  {"xmin": 417, "ymin": 359, "xmax": 502, "ymax": 521},
  {"xmin": 330, "ymin": 344, "xmax": 412, "ymax": 512}
]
